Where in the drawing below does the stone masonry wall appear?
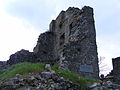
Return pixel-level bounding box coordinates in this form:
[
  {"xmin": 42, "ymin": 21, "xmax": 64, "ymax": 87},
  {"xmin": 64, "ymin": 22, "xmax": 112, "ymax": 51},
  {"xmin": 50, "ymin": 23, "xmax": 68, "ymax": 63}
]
[
  {"xmin": 33, "ymin": 6, "xmax": 99, "ymax": 79},
  {"xmin": 112, "ymin": 57, "xmax": 120, "ymax": 85},
  {"xmin": 33, "ymin": 31, "xmax": 56, "ymax": 64},
  {"xmin": 7, "ymin": 49, "xmax": 35, "ymax": 65}
]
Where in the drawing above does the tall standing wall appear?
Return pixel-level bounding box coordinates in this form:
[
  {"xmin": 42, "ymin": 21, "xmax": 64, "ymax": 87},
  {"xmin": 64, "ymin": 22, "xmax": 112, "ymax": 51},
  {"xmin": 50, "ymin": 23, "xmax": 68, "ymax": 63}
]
[
  {"xmin": 34, "ymin": 6, "xmax": 99, "ymax": 79},
  {"xmin": 112, "ymin": 57, "xmax": 120, "ymax": 84}
]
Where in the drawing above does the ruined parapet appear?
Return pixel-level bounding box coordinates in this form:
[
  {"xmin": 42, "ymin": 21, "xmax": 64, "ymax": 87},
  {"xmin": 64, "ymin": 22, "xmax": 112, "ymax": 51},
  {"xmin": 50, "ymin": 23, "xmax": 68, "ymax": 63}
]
[
  {"xmin": 112, "ymin": 57, "xmax": 120, "ymax": 84},
  {"xmin": 34, "ymin": 6, "xmax": 99, "ymax": 79}
]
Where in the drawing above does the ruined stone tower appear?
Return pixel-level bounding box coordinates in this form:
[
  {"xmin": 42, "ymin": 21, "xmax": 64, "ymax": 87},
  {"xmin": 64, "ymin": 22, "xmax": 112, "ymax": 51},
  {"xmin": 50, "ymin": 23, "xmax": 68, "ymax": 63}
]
[
  {"xmin": 112, "ymin": 57, "xmax": 120, "ymax": 84},
  {"xmin": 34, "ymin": 6, "xmax": 99, "ymax": 79}
]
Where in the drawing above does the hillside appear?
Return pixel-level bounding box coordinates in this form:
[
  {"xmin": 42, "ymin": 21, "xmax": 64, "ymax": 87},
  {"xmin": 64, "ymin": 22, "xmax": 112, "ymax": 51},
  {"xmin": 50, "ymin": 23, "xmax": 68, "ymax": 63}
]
[{"xmin": 0, "ymin": 62, "xmax": 99, "ymax": 90}]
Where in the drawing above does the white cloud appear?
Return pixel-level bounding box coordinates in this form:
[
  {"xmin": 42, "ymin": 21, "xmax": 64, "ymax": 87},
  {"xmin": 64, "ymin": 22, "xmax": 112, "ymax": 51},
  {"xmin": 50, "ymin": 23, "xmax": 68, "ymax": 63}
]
[
  {"xmin": 97, "ymin": 32, "xmax": 120, "ymax": 75},
  {"xmin": 4, "ymin": 0, "xmax": 56, "ymax": 31},
  {"xmin": 0, "ymin": 0, "xmax": 40, "ymax": 60}
]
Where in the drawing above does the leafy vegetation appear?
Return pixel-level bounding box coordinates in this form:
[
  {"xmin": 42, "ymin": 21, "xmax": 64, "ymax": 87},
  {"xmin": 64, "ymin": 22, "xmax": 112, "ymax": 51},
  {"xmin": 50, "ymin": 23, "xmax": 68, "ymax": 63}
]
[{"xmin": 0, "ymin": 62, "xmax": 45, "ymax": 80}]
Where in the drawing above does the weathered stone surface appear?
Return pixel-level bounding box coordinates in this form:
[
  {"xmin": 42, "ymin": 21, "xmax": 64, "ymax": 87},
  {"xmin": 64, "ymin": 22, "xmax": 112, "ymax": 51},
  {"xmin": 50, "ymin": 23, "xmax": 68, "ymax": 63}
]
[
  {"xmin": 0, "ymin": 70, "xmax": 85, "ymax": 90},
  {"xmin": 0, "ymin": 6, "xmax": 101, "ymax": 89},
  {"xmin": 1, "ymin": 6, "xmax": 99, "ymax": 79},
  {"xmin": 0, "ymin": 61, "xmax": 9, "ymax": 70},
  {"xmin": 33, "ymin": 6, "xmax": 99, "ymax": 79},
  {"xmin": 7, "ymin": 49, "xmax": 35, "ymax": 65},
  {"xmin": 89, "ymin": 81, "xmax": 120, "ymax": 90},
  {"xmin": 33, "ymin": 31, "xmax": 56, "ymax": 64},
  {"xmin": 80, "ymin": 65, "xmax": 93, "ymax": 73},
  {"xmin": 112, "ymin": 57, "xmax": 120, "ymax": 85},
  {"xmin": 51, "ymin": 6, "xmax": 99, "ymax": 78},
  {"xmin": 0, "ymin": 50, "xmax": 36, "ymax": 70},
  {"xmin": 45, "ymin": 64, "xmax": 52, "ymax": 71}
]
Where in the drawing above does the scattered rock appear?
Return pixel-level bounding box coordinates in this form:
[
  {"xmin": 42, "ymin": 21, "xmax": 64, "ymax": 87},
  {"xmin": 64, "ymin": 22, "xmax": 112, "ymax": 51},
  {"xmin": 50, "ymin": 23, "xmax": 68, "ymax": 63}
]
[
  {"xmin": 89, "ymin": 81, "xmax": 120, "ymax": 90},
  {"xmin": 0, "ymin": 71, "xmax": 84, "ymax": 90}
]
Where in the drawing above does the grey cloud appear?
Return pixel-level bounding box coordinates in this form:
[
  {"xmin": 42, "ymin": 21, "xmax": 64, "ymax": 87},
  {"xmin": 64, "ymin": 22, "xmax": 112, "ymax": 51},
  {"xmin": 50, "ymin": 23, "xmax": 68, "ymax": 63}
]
[{"xmin": 6, "ymin": 0, "xmax": 56, "ymax": 31}]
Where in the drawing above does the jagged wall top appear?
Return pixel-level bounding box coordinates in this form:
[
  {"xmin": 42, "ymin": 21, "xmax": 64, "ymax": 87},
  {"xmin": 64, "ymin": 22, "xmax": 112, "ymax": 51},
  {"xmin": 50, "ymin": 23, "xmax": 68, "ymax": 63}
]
[
  {"xmin": 50, "ymin": 6, "xmax": 94, "ymax": 32},
  {"xmin": 2, "ymin": 6, "xmax": 99, "ymax": 79},
  {"xmin": 48, "ymin": 6, "xmax": 99, "ymax": 78}
]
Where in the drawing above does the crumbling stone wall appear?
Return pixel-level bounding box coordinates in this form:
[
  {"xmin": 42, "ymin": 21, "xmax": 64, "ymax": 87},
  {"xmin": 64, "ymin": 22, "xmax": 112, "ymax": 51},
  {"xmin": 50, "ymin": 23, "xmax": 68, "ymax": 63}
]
[
  {"xmin": 33, "ymin": 31, "xmax": 55, "ymax": 64},
  {"xmin": 7, "ymin": 49, "xmax": 35, "ymax": 65},
  {"xmin": 33, "ymin": 6, "xmax": 99, "ymax": 79},
  {"xmin": 112, "ymin": 57, "xmax": 120, "ymax": 85}
]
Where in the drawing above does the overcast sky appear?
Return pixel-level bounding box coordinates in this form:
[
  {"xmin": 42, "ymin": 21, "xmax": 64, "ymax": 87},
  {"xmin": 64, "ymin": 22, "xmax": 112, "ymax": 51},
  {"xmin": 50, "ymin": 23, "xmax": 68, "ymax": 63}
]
[{"xmin": 0, "ymin": 0, "xmax": 120, "ymax": 75}]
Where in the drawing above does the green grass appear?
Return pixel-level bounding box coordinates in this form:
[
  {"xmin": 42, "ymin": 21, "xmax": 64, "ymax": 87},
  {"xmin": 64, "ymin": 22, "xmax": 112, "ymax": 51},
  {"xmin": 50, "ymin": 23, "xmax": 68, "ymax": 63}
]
[
  {"xmin": 0, "ymin": 62, "xmax": 45, "ymax": 80},
  {"xmin": 0, "ymin": 62, "xmax": 100, "ymax": 88},
  {"xmin": 52, "ymin": 66, "xmax": 100, "ymax": 87}
]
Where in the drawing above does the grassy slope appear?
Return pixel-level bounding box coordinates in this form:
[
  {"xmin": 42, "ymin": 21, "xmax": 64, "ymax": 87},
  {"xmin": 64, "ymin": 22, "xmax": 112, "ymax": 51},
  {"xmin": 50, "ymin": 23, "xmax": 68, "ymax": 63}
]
[
  {"xmin": 0, "ymin": 62, "xmax": 45, "ymax": 80},
  {"xmin": 0, "ymin": 62, "xmax": 100, "ymax": 87},
  {"xmin": 52, "ymin": 66, "xmax": 100, "ymax": 87}
]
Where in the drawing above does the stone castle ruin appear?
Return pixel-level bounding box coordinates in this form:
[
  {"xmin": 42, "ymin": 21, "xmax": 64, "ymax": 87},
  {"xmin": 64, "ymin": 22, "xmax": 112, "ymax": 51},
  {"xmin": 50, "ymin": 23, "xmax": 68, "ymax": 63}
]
[
  {"xmin": 33, "ymin": 6, "xmax": 99, "ymax": 79},
  {"xmin": 1, "ymin": 6, "xmax": 99, "ymax": 79},
  {"xmin": 112, "ymin": 57, "xmax": 120, "ymax": 84}
]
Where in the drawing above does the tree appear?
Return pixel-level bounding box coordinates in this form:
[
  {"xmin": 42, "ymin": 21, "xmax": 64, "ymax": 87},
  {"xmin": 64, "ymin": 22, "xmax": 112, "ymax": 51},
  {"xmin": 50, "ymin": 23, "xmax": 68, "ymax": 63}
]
[{"xmin": 98, "ymin": 56, "xmax": 109, "ymax": 75}]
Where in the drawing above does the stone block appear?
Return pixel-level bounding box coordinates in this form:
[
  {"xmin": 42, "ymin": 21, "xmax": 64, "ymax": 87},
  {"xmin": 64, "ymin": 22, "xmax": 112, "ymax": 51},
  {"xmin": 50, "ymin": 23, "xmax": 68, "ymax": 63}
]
[{"xmin": 80, "ymin": 65, "xmax": 93, "ymax": 73}]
